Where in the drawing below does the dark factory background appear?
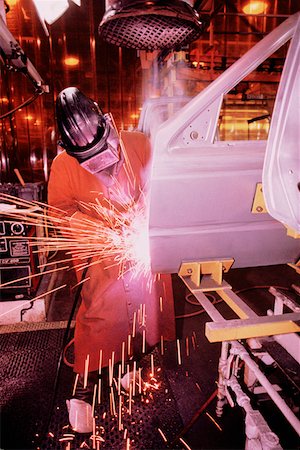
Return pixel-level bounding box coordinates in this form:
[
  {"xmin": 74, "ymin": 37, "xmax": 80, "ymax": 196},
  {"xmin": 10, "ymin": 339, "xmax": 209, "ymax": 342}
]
[
  {"xmin": 1, "ymin": 0, "xmax": 299, "ymax": 185},
  {"xmin": 0, "ymin": 1, "xmax": 300, "ymax": 450}
]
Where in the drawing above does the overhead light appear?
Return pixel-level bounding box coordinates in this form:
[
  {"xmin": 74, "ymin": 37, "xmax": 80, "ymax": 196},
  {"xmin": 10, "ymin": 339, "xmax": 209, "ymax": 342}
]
[
  {"xmin": 64, "ymin": 56, "xmax": 80, "ymax": 67},
  {"xmin": 33, "ymin": 0, "xmax": 69, "ymax": 26},
  {"xmin": 242, "ymin": 1, "xmax": 269, "ymax": 15},
  {"xmin": 98, "ymin": 0, "xmax": 204, "ymax": 51},
  {"xmin": 32, "ymin": 0, "xmax": 81, "ymax": 35}
]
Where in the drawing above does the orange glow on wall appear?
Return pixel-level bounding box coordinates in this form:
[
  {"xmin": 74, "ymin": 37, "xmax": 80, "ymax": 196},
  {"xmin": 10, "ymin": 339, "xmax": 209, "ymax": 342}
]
[
  {"xmin": 64, "ymin": 56, "xmax": 80, "ymax": 67},
  {"xmin": 242, "ymin": 1, "xmax": 269, "ymax": 15}
]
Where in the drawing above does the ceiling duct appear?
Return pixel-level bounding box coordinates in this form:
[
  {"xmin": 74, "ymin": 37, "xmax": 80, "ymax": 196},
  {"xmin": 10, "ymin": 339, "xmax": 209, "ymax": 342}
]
[{"xmin": 98, "ymin": 0, "xmax": 204, "ymax": 51}]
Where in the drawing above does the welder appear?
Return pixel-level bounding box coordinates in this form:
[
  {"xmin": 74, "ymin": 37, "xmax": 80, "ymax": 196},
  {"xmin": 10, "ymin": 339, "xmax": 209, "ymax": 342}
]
[{"xmin": 47, "ymin": 87, "xmax": 175, "ymax": 433}]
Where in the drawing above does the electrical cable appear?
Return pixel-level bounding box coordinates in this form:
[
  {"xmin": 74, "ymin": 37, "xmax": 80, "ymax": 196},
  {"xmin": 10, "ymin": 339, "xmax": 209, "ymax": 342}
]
[
  {"xmin": 176, "ymin": 291, "xmax": 219, "ymax": 319},
  {"xmin": 46, "ymin": 228, "xmax": 59, "ymax": 260},
  {"xmin": 43, "ymin": 259, "xmax": 91, "ymax": 442},
  {"xmin": 0, "ymin": 92, "xmax": 41, "ymax": 119},
  {"xmin": 170, "ymin": 388, "xmax": 219, "ymax": 447},
  {"xmin": 63, "ymin": 337, "xmax": 75, "ymax": 367},
  {"xmin": 185, "ymin": 291, "xmax": 216, "ymax": 305},
  {"xmin": 176, "ymin": 285, "xmax": 293, "ymax": 320},
  {"xmin": 175, "ymin": 301, "xmax": 223, "ymax": 319},
  {"xmin": 234, "ymin": 285, "xmax": 291, "ymax": 295},
  {"xmin": 20, "ymin": 300, "xmax": 34, "ymax": 321}
]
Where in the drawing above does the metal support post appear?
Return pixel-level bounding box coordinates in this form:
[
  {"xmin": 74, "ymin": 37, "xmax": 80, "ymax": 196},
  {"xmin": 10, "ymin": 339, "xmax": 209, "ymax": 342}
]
[{"xmin": 216, "ymin": 341, "xmax": 229, "ymax": 417}]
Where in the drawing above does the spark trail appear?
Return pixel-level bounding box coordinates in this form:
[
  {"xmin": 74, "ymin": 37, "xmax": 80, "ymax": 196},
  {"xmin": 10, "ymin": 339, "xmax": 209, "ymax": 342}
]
[{"xmin": 0, "ymin": 187, "xmax": 153, "ymax": 290}]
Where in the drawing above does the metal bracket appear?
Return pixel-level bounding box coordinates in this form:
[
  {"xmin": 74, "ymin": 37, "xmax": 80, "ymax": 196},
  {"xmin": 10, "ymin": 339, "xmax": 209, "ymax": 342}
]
[
  {"xmin": 251, "ymin": 182, "xmax": 267, "ymax": 214},
  {"xmin": 286, "ymin": 227, "xmax": 300, "ymax": 239},
  {"xmin": 178, "ymin": 258, "xmax": 234, "ymax": 291}
]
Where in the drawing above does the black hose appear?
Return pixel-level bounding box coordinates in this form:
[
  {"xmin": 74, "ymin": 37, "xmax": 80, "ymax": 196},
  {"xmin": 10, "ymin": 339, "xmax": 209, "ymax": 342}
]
[
  {"xmin": 20, "ymin": 300, "xmax": 34, "ymax": 321},
  {"xmin": 42, "ymin": 260, "xmax": 91, "ymax": 441}
]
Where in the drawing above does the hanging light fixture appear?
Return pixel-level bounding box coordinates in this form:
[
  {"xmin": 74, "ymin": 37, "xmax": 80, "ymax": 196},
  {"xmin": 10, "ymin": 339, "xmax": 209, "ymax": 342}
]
[
  {"xmin": 32, "ymin": 0, "xmax": 81, "ymax": 35},
  {"xmin": 98, "ymin": 0, "xmax": 204, "ymax": 51}
]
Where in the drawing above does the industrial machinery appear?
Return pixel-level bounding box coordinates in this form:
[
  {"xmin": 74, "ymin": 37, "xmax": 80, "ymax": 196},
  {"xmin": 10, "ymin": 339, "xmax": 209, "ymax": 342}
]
[
  {"xmin": 0, "ymin": 1, "xmax": 48, "ymax": 94},
  {"xmin": 140, "ymin": 11, "xmax": 300, "ymax": 449},
  {"xmin": 0, "ymin": 206, "xmax": 42, "ymax": 297},
  {"xmin": 99, "ymin": 0, "xmax": 204, "ymax": 51},
  {"xmin": 0, "ymin": 183, "xmax": 47, "ymax": 298}
]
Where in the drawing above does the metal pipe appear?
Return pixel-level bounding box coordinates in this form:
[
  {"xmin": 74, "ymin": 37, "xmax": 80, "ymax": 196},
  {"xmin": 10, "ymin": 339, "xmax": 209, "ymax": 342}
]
[
  {"xmin": 227, "ymin": 375, "xmax": 281, "ymax": 450},
  {"xmin": 231, "ymin": 342, "xmax": 300, "ymax": 436},
  {"xmin": 216, "ymin": 341, "xmax": 229, "ymax": 417}
]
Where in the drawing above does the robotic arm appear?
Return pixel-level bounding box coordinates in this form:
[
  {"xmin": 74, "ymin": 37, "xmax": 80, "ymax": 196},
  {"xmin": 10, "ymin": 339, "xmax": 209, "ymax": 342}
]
[{"xmin": 0, "ymin": 7, "xmax": 48, "ymax": 94}]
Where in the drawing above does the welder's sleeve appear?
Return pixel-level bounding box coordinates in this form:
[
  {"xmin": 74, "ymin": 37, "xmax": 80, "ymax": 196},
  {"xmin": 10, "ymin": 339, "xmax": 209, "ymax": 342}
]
[
  {"xmin": 48, "ymin": 152, "xmax": 79, "ymax": 218},
  {"xmin": 47, "ymin": 151, "xmax": 104, "ymax": 238}
]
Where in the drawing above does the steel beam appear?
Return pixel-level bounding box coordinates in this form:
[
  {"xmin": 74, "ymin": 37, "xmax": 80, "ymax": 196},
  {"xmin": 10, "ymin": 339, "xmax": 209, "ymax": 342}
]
[{"xmin": 206, "ymin": 312, "xmax": 300, "ymax": 342}]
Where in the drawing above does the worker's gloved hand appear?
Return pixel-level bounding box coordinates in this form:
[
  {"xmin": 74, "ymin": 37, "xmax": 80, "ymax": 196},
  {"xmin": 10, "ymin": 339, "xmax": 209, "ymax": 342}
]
[
  {"xmin": 69, "ymin": 211, "xmax": 104, "ymax": 233},
  {"xmin": 69, "ymin": 210, "xmax": 114, "ymax": 244}
]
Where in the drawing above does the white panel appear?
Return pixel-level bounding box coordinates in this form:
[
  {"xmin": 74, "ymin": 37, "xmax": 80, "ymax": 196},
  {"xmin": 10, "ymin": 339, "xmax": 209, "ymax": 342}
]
[
  {"xmin": 147, "ymin": 13, "xmax": 300, "ymax": 273},
  {"xmin": 263, "ymin": 14, "xmax": 300, "ymax": 233}
]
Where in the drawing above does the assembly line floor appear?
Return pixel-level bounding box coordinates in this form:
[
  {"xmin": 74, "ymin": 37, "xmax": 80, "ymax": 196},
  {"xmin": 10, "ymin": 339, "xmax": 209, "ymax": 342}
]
[{"xmin": 1, "ymin": 260, "xmax": 299, "ymax": 450}]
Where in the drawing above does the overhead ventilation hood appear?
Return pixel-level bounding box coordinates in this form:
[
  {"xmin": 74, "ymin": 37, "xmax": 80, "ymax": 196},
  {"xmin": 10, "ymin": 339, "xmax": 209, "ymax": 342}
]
[{"xmin": 98, "ymin": 0, "xmax": 203, "ymax": 51}]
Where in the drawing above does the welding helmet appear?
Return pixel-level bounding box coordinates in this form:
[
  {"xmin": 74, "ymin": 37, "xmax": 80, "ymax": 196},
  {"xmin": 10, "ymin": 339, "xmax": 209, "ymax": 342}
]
[{"xmin": 56, "ymin": 87, "xmax": 120, "ymax": 174}]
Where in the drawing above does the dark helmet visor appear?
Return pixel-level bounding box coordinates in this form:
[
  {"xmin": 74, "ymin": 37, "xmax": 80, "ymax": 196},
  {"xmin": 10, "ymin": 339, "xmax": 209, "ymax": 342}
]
[{"xmin": 56, "ymin": 87, "xmax": 107, "ymax": 161}]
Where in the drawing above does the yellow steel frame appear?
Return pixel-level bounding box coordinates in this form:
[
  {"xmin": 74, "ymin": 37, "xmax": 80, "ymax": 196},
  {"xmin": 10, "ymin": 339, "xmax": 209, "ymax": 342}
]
[
  {"xmin": 205, "ymin": 312, "xmax": 300, "ymax": 342},
  {"xmin": 178, "ymin": 259, "xmax": 300, "ymax": 342},
  {"xmin": 286, "ymin": 227, "xmax": 300, "ymax": 239},
  {"xmin": 178, "ymin": 259, "xmax": 234, "ymax": 291}
]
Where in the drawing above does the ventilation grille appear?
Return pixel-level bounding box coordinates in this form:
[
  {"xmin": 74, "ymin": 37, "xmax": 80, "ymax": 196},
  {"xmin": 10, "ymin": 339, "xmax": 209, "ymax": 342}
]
[{"xmin": 99, "ymin": 13, "xmax": 203, "ymax": 50}]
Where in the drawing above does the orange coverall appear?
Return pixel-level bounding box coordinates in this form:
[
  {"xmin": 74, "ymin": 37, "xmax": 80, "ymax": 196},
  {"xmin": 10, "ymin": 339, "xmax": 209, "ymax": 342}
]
[{"xmin": 47, "ymin": 130, "xmax": 175, "ymax": 374}]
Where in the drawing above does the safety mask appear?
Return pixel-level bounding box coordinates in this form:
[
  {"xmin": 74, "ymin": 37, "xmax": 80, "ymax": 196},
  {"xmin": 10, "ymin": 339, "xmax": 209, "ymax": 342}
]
[
  {"xmin": 56, "ymin": 87, "xmax": 122, "ymax": 176},
  {"xmin": 79, "ymin": 113, "xmax": 121, "ymax": 175}
]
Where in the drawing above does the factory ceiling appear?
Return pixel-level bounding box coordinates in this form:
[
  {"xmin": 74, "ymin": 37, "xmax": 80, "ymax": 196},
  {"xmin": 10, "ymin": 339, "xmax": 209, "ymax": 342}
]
[{"xmin": 0, "ymin": 0, "xmax": 299, "ymax": 183}]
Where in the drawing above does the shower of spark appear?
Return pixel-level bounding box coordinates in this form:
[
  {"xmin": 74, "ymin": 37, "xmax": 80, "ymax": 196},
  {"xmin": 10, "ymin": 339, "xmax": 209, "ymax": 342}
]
[
  {"xmin": 114, "ymin": 202, "xmax": 151, "ymax": 279},
  {"xmin": 0, "ymin": 188, "xmax": 153, "ymax": 288},
  {"xmin": 0, "ymin": 188, "xmax": 181, "ymax": 447}
]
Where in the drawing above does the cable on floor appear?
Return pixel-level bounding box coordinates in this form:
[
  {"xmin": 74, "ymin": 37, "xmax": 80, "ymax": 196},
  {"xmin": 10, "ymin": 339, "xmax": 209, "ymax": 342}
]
[
  {"xmin": 234, "ymin": 285, "xmax": 292, "ymax": 295},
  {"xmin": 176, "ymin": 285, "xmax": 293, "ymax": 320},
  {"xmin": 63, "ymin": 337, "xmax": 75, "ymax": 367}
]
